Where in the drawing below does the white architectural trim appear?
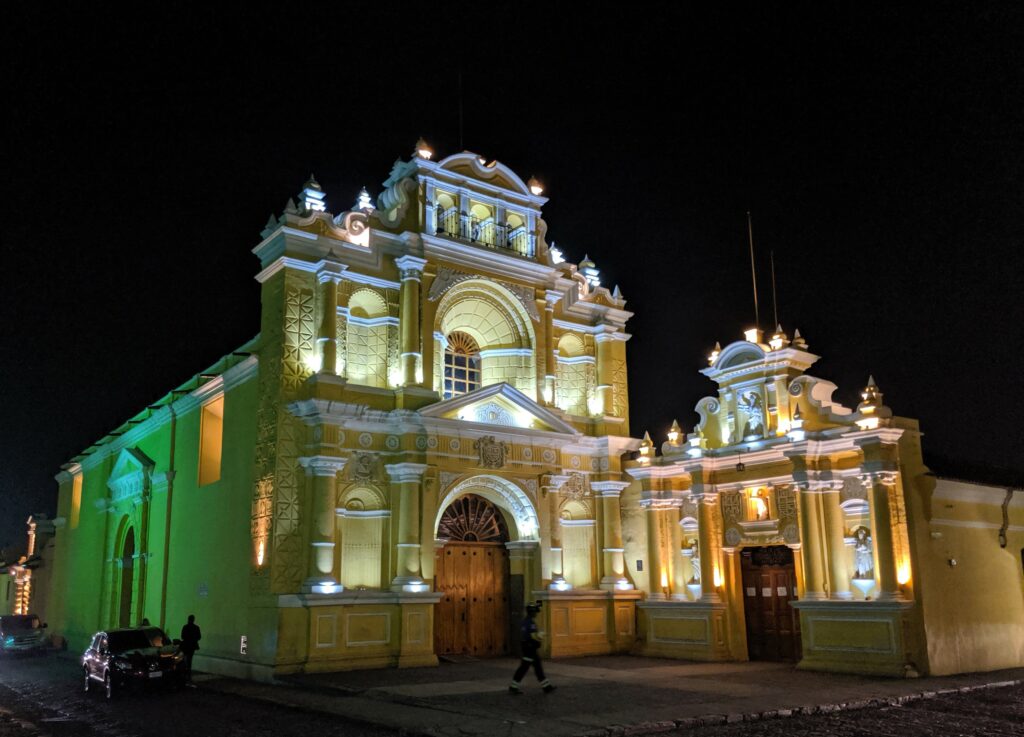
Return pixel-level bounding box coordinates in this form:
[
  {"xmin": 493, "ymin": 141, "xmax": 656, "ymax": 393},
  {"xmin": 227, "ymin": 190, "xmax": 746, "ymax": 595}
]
[{"xmin": 435, "ymin": 474, "xmax": 540, "ymax": 541}]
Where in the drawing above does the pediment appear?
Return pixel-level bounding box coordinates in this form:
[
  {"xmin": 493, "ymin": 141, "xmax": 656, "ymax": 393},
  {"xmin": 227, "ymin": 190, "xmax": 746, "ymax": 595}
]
[
  {"xmin": 420, "ymin": 383, "xmax": 579, "ymax": 435},
  {"xmin": 107, "ymin": 447, "xmax": 155, "ymax": 502}
]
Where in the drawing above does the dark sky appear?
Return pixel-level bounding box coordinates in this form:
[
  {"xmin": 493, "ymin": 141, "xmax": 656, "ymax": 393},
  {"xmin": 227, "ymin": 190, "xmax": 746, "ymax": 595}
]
[{"xmin": 2, "ymin": 5, "xmax": 1022, "ymax": 548}]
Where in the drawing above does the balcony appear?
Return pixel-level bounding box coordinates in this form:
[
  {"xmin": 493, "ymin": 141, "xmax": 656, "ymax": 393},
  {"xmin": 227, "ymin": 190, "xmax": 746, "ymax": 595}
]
[{"xmin": 435, "ymin": 209, "xmax": 535, "ymax": 258}]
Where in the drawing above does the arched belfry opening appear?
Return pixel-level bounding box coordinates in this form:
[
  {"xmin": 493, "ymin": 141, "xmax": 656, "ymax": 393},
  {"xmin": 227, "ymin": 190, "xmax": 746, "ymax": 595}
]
[{"xmin": 434, "ymin": 494, "xmax": 512, "ymax": 658}]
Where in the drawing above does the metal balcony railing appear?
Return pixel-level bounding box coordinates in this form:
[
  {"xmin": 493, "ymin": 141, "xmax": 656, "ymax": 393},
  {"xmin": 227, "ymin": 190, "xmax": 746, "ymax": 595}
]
[{"xmin": 435, "ymin": 209, "xmax": 535, "ymax": 258}]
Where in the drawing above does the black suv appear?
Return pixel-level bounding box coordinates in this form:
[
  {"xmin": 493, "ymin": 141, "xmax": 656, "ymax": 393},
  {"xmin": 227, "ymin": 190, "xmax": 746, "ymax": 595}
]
[{"xmin": 82, "ymin": 627, "xmax": 186, "ymax": 699}]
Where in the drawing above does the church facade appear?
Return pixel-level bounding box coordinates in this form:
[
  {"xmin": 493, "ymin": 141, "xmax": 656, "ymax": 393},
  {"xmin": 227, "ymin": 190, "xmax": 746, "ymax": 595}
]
[{"xmin": 48, "ymin": 143, "xmax": 1023, "ymax": 680}]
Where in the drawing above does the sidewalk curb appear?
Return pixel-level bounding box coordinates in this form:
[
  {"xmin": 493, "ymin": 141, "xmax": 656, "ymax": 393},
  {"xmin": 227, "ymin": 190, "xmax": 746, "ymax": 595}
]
[{"xmin": 572, "ymin": 679, "xmax": 1023, "ymax": 737}]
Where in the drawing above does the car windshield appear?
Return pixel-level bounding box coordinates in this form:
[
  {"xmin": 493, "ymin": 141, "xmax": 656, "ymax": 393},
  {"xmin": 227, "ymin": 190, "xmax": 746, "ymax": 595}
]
[
  {"xmin": 106, "ymin": 630, "xmax": 152, "ymax": 653},
  {"xmin": 143, "ymin": 627, "xmax": 171, "ymax": 647},
  {"xmin": 1, "ymin": 615, "xmax": 40, "ymax": 631}
]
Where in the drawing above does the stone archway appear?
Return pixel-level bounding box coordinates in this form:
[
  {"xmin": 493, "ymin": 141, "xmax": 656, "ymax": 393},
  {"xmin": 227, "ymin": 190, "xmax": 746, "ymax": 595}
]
[{"xmin": 433, "ymin": 474, "xmax": 540, "ymax": 542}]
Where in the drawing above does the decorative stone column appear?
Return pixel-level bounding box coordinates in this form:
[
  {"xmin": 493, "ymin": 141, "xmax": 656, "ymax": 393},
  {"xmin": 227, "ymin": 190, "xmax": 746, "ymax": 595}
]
[
  {"xmin": 822, "ymin": 481, "xmax": 852, "ymax": 599},
  {"xmin": 549, "ymin": 481, "xmax": 565, "ymax": 586},
  {"xmin": 798, "ymin": 486, "xmax": 827, "ymax": 600},
  {"xmin": 697, "ymin": 495, "xmax": 721, "ymax": 603},
  {"xmin": 543, "ymin": 290, "xmax": 561, "ymax": 406},
  {"xmin": 395, "ymin": 256, "xmax": 427, "ymax": 387},
  {"xmin": 866, "ymin": 472, "xmax": 902, "ymax": 600},
  {"xmin": 644, "ymin": 504, "xmax": 666, "ymax": 600},
  {"xmin": 593, "ymin": 481, "xmax": 631, "ymax": 590},
  {"xmin": 316, "ymin": 258, "xmax": 345, "ymax": 375},
  {"xmin": 298, "ymin": 456, "xmax": 347, "ymax": 592},
  {"xmin": 386, "ymin": 462, "xmax": 429, "ymax": 591},
  {"xmin": 595, "ymin": 331, "xmax": 615, "ymax": 416},
  {"xmin": 670, "ymin": 508, "xmax": 687, "ymax": 599}
]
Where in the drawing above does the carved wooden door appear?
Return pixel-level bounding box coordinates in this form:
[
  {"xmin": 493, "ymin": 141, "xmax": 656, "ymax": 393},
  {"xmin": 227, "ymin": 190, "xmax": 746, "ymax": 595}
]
[
  {"xmin": 741, "ymin": 546, "xmax": 801, "ymax": 661},
  {"xmin": 434, "ymin": 495, "xmax": 510, "ymax": 658}
]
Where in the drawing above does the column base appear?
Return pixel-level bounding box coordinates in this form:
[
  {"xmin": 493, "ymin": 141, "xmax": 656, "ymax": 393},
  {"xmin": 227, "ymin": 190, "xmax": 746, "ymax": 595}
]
[
  {"xmin": 599, "ymin": 576, "xmax": 633, "ymax": 591},
  {"xmin": 391, "ymin": 577, "xmax": 430, "ymax": 593},
  {"xmin": 830, "ymin": 591, "xmax": 854, "ymax": 600},
  {"xmin": 302, "ymin": 576, "xmax": 342, "ymax": 595}
]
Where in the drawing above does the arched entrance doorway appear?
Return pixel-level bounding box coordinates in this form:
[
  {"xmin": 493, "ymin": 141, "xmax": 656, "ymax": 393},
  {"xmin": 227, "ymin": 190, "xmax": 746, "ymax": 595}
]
[
  {"xmin": 118, "ymin": 527, "xmax": 135, "ymax": 628},
  {"xmin": 434, "ymin": 495, "xmax": 510, "ymax": 658}
]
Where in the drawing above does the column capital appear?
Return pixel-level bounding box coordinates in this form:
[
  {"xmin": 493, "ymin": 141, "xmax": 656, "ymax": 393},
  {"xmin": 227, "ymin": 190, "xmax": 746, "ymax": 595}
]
[
  {"xmin": 298, "ymin": 456, "xmax": 347, "ymax": 476},
  {"xmin": 384, "ymin": 462, "xmax": 429, "ymax": 483},
  {"xmin": 395, "ymin": 255, "xmax": 427, "ymax": 281},
  {"xmin": 315, "ymin": 258, "xmax": 347, "ymax": 281},
  {"xmin": 861, "ymin": 471, "xmax": 899, "ymax": 487},
  {"xmin": 544, "ymin": 289, "xmax": 564, "ymax": 308},
  {"xmin": 591, "ymin": 480, "xmax": 630, "ymax": 497}
]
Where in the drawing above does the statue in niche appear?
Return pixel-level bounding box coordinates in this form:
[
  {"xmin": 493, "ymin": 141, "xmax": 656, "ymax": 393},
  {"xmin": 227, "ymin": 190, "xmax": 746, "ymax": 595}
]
[
  {"xmin": 853, "ymin": 526, "xmax": 874, "ymax": 578},
  {"xmin": 689, "ymin": 542, "xmax": 701, "ymax": 583},
  {"xmin": 739, "ymin": 392, "xmax": 765, "ymax": 438}
]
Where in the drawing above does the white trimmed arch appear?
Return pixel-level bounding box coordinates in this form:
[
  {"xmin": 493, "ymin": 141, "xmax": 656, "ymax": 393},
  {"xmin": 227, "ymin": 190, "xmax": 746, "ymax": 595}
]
[{"xmin": 434, "ymin": 474, "xmax": 539, "ymax": 541}]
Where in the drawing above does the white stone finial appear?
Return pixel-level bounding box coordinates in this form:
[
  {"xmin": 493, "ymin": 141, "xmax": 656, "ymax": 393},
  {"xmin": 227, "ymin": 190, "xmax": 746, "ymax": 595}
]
[{"xmin": 356, "ymin": 187, "xmax": 375, "ymax": 211}]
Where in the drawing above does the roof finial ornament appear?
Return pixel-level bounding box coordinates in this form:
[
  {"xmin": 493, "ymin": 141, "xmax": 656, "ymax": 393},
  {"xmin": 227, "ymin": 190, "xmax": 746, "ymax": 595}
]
[
  {"xmin": 527, "ymin": 176, "xmax": 544, "ymax": 196},
  {"xmin": 638, "ymin": 431, "xmax": 654, "ymax": 465},
  {"xmin": 792, "ymin": 328, "xmax": 808, "ymax": 349},
  {"xmin": 299, "ymin": 175, "xmax": 326, "ymax": 213},
  {"xmin": 708, "ymin": 341, "xmax": 722, "ymax": 365},
  {"xmin": 414, "ymin": 137, "xmax": 433, "ymax": 160},
  {"xmin": 356, "ymin": 187, "xmax": 375, "ymax": 211},
  {"xmin": 668, "ymin": 420, "xmax": 683, "ymax": 447}
]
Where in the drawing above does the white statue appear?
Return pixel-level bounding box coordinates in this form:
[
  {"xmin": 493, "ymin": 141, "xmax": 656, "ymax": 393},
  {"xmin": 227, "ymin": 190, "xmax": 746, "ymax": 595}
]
[
  {"xmin": 689, "ymin": 542, "xmax": 701, "ymax": 583},
  {"xmin": 853, "ymin": 527, "xmax": 873, "ymax": 578},
  {"xmin": 739, "ymin": 393, "xmax": 764, "ymax": 437}
]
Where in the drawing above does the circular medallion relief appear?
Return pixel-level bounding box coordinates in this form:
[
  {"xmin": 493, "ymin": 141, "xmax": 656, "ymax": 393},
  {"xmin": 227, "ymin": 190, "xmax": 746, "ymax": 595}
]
[
  {"xmin": 427, "ymin": 435, "xmax": 438, "ymax": 449},
  {"xmin": 570, "ymin": 456, "xmax": 581, "ymax": 469},
  {"xmin": 385, "ymin": 435, "xmax": 400, "ymax": 450},
  {"xmin": 449, "ymin": 438, "xmax": 460, "ymax": 451},
  {"xmin": 782, "ymin": 524, "xmax": 799, "ymax": 543},
  {"xmin": 416, "ymin": 436, "xmax": 428, "ymax": 451},
  {"xmin": 358, "ymin": 432, "xmax": 373, "ymax": 448},
  {"xmin": 725, "ymin": 528, "xmax": 742, "ymax": 547},
  {"xmin": 522, "ymin": 447, "xmax": 533, "ymax": 460},
  {"xmin": 599, "ymin": 458, "xmax": 609, "ymax": 471},
  {"xmin": 542, "ymin": 448, "xmax": 556, "ymax": 464}
]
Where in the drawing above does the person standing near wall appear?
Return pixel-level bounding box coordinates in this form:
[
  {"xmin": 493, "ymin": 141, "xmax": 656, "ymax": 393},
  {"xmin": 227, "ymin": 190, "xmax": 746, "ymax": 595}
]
[{"xmin": 180, "ymin": 614, "xmax": 201, "ymax": 684}]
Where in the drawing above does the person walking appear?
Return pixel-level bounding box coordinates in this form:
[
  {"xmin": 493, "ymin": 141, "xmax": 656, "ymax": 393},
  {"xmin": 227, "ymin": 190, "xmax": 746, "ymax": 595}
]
[
  {"xmin": 509, "ymin": 602, "xmax": 554, "ymax": 694},
  {"xmin": 180, "ymin": 614, "xmax": 202, "ymax": 683}
]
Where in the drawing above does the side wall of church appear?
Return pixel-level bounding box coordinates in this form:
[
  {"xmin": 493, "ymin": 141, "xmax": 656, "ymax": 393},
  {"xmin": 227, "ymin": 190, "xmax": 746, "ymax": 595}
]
[{"xmin": 48, "ymin": 370, "xmax": 261, "ymax": 674}]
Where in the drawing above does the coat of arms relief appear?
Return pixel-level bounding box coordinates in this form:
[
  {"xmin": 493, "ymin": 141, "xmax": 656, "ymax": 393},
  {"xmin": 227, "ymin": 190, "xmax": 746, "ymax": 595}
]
[{"xmin": 474, "ymin": 435, "xmax": 510, "ymax": 469}]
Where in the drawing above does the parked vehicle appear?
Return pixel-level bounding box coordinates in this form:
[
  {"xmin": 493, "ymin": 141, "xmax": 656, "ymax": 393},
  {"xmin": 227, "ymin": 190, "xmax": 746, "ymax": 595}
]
[
  {"xmin": 0, "ymin": 614, "xmax": 47, "ymax": 654},
  {"xmin": 82, "ymin": 627, "xmax": 186, "ymax": 699}
]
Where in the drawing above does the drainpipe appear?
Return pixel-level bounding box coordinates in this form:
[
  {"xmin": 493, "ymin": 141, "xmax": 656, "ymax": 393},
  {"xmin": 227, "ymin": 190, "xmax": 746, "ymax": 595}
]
[{"xmin": 159, "ymin": 406, "xmax": 178, "ymax": 629}]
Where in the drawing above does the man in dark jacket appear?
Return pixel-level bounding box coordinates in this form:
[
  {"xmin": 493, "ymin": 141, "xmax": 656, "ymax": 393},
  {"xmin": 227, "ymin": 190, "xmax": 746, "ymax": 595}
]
[
  {"xmin": 509, "ymin": 602, "xmax": 554, "ymax": 694},
  {"xmin": 180, "ymin": 614, "xmax": 201, "ymax": 683}
]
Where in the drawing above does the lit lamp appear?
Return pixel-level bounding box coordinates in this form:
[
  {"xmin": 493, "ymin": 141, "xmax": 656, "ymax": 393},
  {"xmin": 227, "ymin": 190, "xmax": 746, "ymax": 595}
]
[
  {"xmin": 768, "ymin": 324, "xmax": 788, "ymax": 351},
  {"xmin": 667, "ymin": 419, "xmax": 683, "ymax": 447},
  {"xmin": 743, "ymin": 327, "xmax": 763, "ymax": 344},
  {"xmin": 638, "ymin": 431, "xmax": 654, "ymax": 465},
  {"xmin": 550, "ymin": 575, "xmax": 571, "ymax": 592},
  {"xmin": 528, "ymin": 176, "xmax": 544, "ymax": 196},
  {"xmin": 414, "ymin": 137, "xmax": 433, "ymax": 160},
  {"xmin": 707, "ymin": 341, "xmax": 721, "ymax": 366}
]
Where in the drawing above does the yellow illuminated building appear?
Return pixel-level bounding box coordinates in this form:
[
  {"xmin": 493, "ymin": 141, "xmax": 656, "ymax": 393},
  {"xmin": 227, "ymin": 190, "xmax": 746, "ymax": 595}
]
[{"xmin": 47, "ymin": 143, "xmax": 1022, "ymax": 679}]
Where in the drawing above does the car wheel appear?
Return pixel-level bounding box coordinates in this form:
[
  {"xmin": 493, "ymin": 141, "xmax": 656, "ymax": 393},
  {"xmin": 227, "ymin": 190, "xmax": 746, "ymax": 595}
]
[
  {"xmin": 83, "ymin": 668, "xmax": 91, "ymax": 693},
  {"xmin": 104, "ymin": 672, "xmax": 113, "ymax": 700}
]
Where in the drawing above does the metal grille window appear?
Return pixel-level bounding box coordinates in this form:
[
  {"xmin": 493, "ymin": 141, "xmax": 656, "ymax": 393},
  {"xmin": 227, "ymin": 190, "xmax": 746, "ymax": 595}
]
[{"xmin": 444, "ymin": 332, "xmax": 481, "ymax": 399}]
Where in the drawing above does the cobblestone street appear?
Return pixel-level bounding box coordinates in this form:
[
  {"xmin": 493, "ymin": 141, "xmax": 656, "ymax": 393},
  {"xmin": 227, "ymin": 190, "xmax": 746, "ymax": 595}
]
[
  {"xmin": 0, "ymin": 653, "xmax": 1021, "ymax": 737},
  {"xmin": 0, "ymin": 654, "xmax": 397, "ymax": 737}
]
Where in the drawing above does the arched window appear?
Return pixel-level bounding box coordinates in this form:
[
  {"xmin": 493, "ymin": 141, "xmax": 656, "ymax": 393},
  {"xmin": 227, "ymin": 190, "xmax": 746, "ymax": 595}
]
[{"xmin": 444, "ymin": 331, "xmax": 481, "ymax": 399}]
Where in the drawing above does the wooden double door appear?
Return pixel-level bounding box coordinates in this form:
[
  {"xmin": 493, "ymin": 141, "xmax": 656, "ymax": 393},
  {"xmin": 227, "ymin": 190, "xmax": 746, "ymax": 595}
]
[
  {"xmin": 434, "ymin": 494, "xmax": 512, "ymax": 658},
  {"xmin": 434, "ymin": 542, "xmax": 510, "ymax": 657},
  {"xmin": 740, "ymin": 546, "xmax": 802, "ymax": 662}
]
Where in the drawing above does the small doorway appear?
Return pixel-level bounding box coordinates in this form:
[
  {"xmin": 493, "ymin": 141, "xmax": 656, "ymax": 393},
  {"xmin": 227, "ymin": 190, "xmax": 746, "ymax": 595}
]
[
  {"xmin": 741, "ymin": 545, "xmax": 801, "ymax": 662},
  {"xmin": 118, "ymin": 528, "xmax": 135, "ymax": 628},
  {"xmin": 434, "ymin": 495, "xmax": 510, "ymax": 658}
]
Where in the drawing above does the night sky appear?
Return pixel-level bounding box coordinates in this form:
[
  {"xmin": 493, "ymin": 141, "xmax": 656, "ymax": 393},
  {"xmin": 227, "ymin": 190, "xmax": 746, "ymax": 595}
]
[{"xmin": 3, "ymin": 6, "xmax": 1022, "ymax": 549}]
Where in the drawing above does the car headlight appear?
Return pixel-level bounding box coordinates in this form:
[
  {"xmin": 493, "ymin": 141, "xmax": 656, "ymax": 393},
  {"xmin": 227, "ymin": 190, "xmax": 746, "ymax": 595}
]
[
  {"xmin": 114, "ymin": 660, "xmax": 132, "ymax": 671},
  {"xmin": 3, "ymin": 637, "xmax": 14, "ymax": 646},
  {"xmin": 173, "ymin": 652, "xmax": 184, "ymax": 661}
]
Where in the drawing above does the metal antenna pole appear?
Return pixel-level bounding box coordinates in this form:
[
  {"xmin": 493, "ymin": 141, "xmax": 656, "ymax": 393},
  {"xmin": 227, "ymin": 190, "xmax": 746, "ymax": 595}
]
[
  {"xmin": 747, "ymin": 211, "xmax": 760, "ymax": 329},
  {"xmin": 458, "ymin": 69, "xmax": 464, "ymax": 151},
  {"xmin": 770, "ymin": 249, "xmax": 778, "ymax": 328}
]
